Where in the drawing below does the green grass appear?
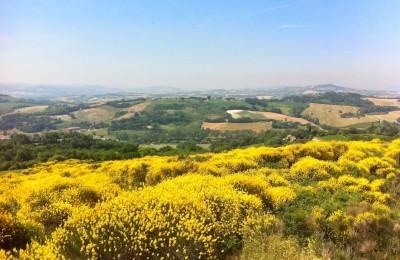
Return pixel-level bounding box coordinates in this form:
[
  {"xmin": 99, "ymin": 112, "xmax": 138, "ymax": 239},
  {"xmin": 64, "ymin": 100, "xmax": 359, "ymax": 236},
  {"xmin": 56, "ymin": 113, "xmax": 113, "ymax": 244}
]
[
  {"xmin": 317, "ymin": 135, "xmax": 350, "ymax": 141},
  {"xmin": 140, "ymin": 143, "xmax": 177, "ymax": 149},
  {"xmin": 87, "ymin": 128, "xmax": 109, "ymax": 136},
  {"xmin": 0, "ymin": 101, "xmax": 38, "ymax": 115},
  {"xmin": 71, "ymin": 105, "xmax": 120, "ymax": 123},
  {"xmin": 266, "ymin": 101, "xmax": 308, "ymax": 115},
  {"xmin": 197, "ymin": 143, "xmax": 211, "ymax": 149},
  {"xmin": 140, "ymin": 143, "xmax": 211, "ymax": 150},
  {"xmin": 318, "ymin": 133, "xmax": 395, "ymax": 141},
  {"xmin": 344, "ymin": 122, "xmax": 374, "ymax": 128},
  {"xmin": 236, "ymin": 111, "xmax": 266, "ymax": 120},
  {"xmin": 160, "ymin": 124, "xmax": 177, "ymax": 130}
]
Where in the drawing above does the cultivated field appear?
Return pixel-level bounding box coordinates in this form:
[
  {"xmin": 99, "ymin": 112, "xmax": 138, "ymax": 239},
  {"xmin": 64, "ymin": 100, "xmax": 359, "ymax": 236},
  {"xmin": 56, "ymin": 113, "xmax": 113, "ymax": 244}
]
[
  {"xmin": 51, "ymin": 114, "xmax": 73, "ymax": 122},
  {"xmin": 13, "ymin": 105, "xmax": 48, "ymax": 114},
  {"xmin": 302, "ymin": 103, "xmax": 400, "ymax": 127},
  {"xmin": 256, "ymin": 95, "xmax": 273, "ymax": 100},
  {"xmin": 116, "ymin": 101, "xmax": 151, "ymax": 120},
  {"xmin": 0, "ymin": 105, "xmax": 49, "ymax": 119},
  {"xmin": 72, "ymin": 106, "xmax": 116, "ymax": 123},
  {"xmin": 202, "ymin": 121, "xmax": 272, "ymax": 133},
  {"xmin": 363, "ymin": 97, "xmax": 400, "ymax": 108},
  {"xmin": 227, "ymin": 110, "xmax": 315, "ymax": 125}
]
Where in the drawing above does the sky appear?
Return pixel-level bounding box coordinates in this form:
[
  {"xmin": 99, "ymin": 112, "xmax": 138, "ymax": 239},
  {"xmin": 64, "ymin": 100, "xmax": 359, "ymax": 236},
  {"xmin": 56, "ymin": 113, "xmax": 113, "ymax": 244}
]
[{"xmin": 0, "ymin": 0, "xmax": 399, "ymax": 90}]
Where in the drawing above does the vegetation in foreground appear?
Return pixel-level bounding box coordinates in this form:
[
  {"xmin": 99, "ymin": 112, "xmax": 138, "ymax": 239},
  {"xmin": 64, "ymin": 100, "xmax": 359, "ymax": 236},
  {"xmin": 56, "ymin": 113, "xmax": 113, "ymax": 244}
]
[
  {"xmin": 0, "ymin": 139, "xmax": 399, "ymax": 259},
  {"xmin": 2, "ymin": 120, "xmax": 399, "ymax": 172}
]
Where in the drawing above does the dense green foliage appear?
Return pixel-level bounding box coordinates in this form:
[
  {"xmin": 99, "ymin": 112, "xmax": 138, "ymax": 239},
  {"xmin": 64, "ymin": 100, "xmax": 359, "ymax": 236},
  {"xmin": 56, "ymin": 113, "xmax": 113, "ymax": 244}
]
[
  {"xmin": 0, "ymin": 114, "xmax": 61, "ymax": 132},
  {"xmin": 0, "ymin": 133, "xmax": 140, "ymax": 170},
  {"xmin": 0, "ymin": 95, "xmax": 42, "ymax": 114},
  {"xmin": 1, "ymin": 119, "xmax": 399, "ymax": 171},
  {"xmin": 42, "ymin": 103, "xmax": 89, "ymax": 115},
  {"xmin": 105, "ymin": 98, "xmax": 146, "ymax": 108}
]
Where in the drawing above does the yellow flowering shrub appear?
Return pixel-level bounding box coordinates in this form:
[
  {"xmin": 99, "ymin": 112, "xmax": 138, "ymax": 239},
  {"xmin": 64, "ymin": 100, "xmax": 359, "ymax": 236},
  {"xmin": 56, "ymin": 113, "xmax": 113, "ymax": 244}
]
[
  {"xmin": 290, "ymin": 157, "xmax": 339, "ymax": 181},
  {"xmin": 197, "ymin": 153, "xmax": 258, "ymax": 176},
  {"xmin": 0, "ymin": 213, "xmax": 30, "ymax": 251},
  {"xmin": 0, "ymin": 139, "xmax": 399, "ymax": 259},
  {"xmin": 253, "ymin": 147, "xmax": 294, "ymax": 168},
  {"xmin": 385, "ymin": 139, "xmax": 400, "ymax": 167},
  {"xmin": 106, "ymin": 161, "xmax": 149, "ymax": 189},
  {"xmin": 222, "ymin": 173, "xmax": 295, "ymax": 209},
  {"xmin": 145, "ymin": 159, "xmax": 196, "ymax": 185},
  {"xmin": 290, "ymin": 141, "xmax": 348, "ymax": 161},
  {"xmin": 357, "ymin": 157, "xmax": 396, "ymax": 177},
  {"xmin": 223, "ymin": 173, "xmax": 271, "ymax": 204},
  {"xmin": 14, "ymin": 242, "xmax": 59, "ymax": 260},
  {"xmin": 340, "ymin": 150, "xmax": 368, "ymax": 162},
  {"xmin": 50, "ymin": 174, "xmax": 265, "ymax": 259},
  {"xmin": 16, "ymin": 181, "xmax": 102, "ymax": 232},
  {"xmin": 265, "ymin": 172, "xmax": 290, "ymax": 187}
]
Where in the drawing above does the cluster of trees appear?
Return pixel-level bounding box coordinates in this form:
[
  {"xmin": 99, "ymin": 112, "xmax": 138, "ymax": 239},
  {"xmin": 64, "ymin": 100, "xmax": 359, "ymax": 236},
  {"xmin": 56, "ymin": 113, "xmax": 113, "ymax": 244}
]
[
  {"xmin": 0, "ymin": 114, "xmax": 61, "ymax": 132},
  {"xmin": 112, "ymin": 123, "xmax": 209, "ymax": 144},
  {"xmin": 105, "ymin": 98, "xmax": 146, "ymax": 108},
  {"xmin": 0, "ymin": 95, "xmax": 44, "ymax": 114},
  {"xmin": 208, "ymin": 122, "xmax": 400, "ymax": 152},
  {"xmin": 321, "ymin": 121, "xmax": 400, "ymax": 138},
  {"xmin": 0, "ymin": 132, "xmax": 212, "ymax": 171},
  {"xmin": 208, "ymin": 126, "xmax": 319, "ymax": 151},
  {"xmin": 244, "ymin": 97, "xmax": 304, "ymax": 115},
  {"xmin": 112, "ymin": 123, "xmax": 319, "ymax": 149},
  {"xmin": 41, "ymin": 103, "xmax": 88, "ymax": 115},
  {"xmin": 0, "ymin": 133, "xmax": 140, "ymax": 170},
  {"xmin": 2, "ymin": 120, "xmax": 399, "ymax": 172},
  {"xmin": 284, "ymin": 92, "xmax": 370, "ymax": 106},
  {"xmin": 110, "ymin": 110, "xmax": 193, "ymax": 131},
  {"xmin": 244, "ymin": 97, "xmax": 270, "ymax": 107}
]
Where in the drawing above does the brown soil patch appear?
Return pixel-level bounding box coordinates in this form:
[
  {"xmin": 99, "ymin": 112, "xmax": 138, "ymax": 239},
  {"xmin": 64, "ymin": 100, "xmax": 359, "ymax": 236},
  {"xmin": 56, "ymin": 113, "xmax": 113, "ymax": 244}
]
[{"xmin": 201, "ymin": 122, "xmax": 272, "ymax": 133}]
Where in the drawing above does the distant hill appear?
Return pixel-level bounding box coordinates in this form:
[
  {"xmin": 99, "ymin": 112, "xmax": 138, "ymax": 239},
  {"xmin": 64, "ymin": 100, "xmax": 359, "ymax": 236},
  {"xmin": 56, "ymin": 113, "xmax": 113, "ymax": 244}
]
[
  {"xmin": 0, "ymin": 94, "xmax": 16, "ymax": 102},
  {"xmin": 0, "ymin": 84, "xmax": 120, "ymax": 99},
  {"xmin": 228, "ymin": 84, "xmax": 400, "ymax": 98},
  {"xmin": 0, "ymin": 83, "xmax": 398, "ymax": 99},
  {"xmin": 304, "ymin": 84, "xmax": 400, "ymax": 97}
]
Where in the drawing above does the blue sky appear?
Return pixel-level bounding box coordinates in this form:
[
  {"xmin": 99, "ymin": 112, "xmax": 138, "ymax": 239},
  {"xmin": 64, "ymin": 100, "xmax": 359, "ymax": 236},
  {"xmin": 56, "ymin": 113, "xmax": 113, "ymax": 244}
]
[{"xmin": 0, "ymin": 0, "xmax": 399, "ymax": 89}]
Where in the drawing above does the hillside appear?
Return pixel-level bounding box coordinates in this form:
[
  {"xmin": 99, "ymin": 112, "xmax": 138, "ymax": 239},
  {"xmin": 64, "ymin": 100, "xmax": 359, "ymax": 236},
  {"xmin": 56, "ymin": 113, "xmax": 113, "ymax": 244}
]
[
  {"xmin": 302, "ymin": 103, "xmax": 400, "ymax": 127},
  {"xmin": 2, "ymin": 92, "xmax": 399, "ymax": 140},
  {"xmin": 1, "ymin": 139, "xmax": 400, "ymax": 259}
]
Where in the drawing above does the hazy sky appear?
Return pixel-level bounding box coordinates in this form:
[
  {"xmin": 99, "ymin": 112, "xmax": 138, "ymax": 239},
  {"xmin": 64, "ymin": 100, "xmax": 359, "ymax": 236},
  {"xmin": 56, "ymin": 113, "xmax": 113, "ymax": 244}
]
[{"xmin": 1, "ymin": 0, "xmax": 399, "ymax": 89}]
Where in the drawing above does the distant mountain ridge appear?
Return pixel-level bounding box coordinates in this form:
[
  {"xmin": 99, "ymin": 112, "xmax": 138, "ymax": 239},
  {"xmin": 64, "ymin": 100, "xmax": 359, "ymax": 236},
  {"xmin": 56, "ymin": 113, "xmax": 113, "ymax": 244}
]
[
  {"xmin": 303, "ymin": 84, "xmax": 399, "ymax": 97},
  {"xmin": 0, "ymin": 83, "xmax": 398, "ymax": 99},
  {"xmin": 0, "ymin": 94, "xmax": 16, "ymax": 102}
]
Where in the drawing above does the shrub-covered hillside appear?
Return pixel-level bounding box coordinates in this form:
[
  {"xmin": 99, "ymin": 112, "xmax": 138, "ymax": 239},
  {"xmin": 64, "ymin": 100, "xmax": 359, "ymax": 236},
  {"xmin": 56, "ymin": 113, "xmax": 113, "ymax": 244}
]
[{"xmin": 1, "ymin": 139, "xmax": 400, "ymax": 259}]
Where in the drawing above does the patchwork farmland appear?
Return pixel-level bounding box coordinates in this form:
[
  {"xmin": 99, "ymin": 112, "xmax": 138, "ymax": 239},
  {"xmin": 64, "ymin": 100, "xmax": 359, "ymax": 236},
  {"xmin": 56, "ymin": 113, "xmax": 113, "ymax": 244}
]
[
  {"xmin": 202, "ymin": 121, "xmax": 272, "ymax": 133},
  {"xmin": 302, "ymin": 103, "xmax": 400, "ymax": 127}
]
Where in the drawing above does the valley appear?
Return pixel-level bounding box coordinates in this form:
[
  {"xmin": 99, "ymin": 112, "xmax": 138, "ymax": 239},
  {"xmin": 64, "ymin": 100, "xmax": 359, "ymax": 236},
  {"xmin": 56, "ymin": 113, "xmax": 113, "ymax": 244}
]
[{"xmin": 1, "ymin": 90, "xmax": 399, "ymax": 145}]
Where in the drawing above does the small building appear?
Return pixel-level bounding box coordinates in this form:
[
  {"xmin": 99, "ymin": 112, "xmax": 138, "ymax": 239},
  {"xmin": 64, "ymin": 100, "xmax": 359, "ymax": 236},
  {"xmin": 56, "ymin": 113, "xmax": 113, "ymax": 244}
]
[
  {"xmin": 63, "ymin": 127, "xmax": 82, "ymax": 133},
  {"xmin": 283, "ymin": 134, "xmax": 296, "ymax": 143}
]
